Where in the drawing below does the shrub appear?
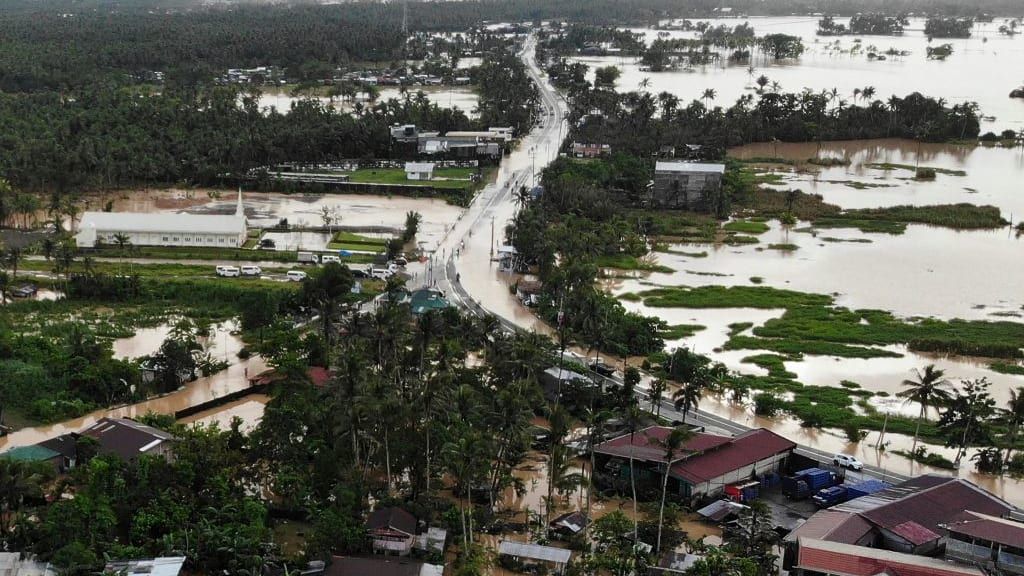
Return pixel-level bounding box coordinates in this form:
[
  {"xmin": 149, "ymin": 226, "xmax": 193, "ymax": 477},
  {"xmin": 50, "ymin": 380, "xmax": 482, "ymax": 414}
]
[
  {"xmin": 754, "ymin": 392, "xmax": 784, "ymax": 417},
  {"xmin": 915, "ymin": 167, "xmax": 937, "ymax": 180}
]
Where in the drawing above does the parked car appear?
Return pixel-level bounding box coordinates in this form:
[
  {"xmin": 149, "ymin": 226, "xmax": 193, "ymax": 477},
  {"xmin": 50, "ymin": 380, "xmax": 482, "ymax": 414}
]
[
  {"xmin": 391, "ymin": 256, "xmax": 408, "ymax": 267},
  {"xmin": 240, "ymin": 265, "xmax": 262, "ymax": 277},
  {"xmin": 370, "ymin": 267, "xmax": 393, "ymax": 280},
  {"xmin": 10, "ymin": 284, "xmax": 37, "ymax": 298},
  {"xmin": 351, "ymin": 268, "xmax": 370, "ymax": 279},
  {"xmin": 833, "ymin": 454, "xmax": 863, "ymax": 471},
  {"xmin": 216, "ymin": 265, "xmax": 240, "ymax": 277},
  {"xmin": 286, "ymin": 270, "xmax": 307, "ymax": 282},
  {"xmin": 321, "ymin": 255, "xmax": 341, "ymax": 264},
  {"xmin": 589, "ymin": 361, "xmax": 616, "ymax": 377}
]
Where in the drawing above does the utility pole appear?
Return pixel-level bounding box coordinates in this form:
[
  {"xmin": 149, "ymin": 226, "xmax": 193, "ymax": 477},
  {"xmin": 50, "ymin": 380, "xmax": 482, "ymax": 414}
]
[
  {"xmin": 401, "ymin": 0, "xmax": 408, "ymax": 36},
  {"xmin": 489, "ymin": 216, "xmax": 495, "ymax": 257}
]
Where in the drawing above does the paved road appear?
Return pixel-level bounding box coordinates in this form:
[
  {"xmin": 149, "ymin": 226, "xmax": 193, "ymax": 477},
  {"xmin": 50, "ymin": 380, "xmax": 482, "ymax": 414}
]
[{"xmin": 435, "ymin": 36, "xmax": 910, "ymax": 487}]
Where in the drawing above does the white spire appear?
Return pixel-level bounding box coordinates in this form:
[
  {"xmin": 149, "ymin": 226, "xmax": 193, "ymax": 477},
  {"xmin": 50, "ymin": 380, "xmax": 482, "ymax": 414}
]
[{"xmin": 236, "ymin": 186, "xmax": 244, "ymax": 218}]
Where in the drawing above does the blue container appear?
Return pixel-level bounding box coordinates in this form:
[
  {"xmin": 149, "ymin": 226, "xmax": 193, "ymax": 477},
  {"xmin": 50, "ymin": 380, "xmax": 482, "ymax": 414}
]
[
  {"xmin": 846, "ymin": 479, "xmax": 890, "ymax": 499},
  {"xmin": 812, "ymin": 486, "xmax": 848, "ymax": 507},
  {"xmin": 803, "ymin": 469, "xmax": 835, "ymax": 491}
]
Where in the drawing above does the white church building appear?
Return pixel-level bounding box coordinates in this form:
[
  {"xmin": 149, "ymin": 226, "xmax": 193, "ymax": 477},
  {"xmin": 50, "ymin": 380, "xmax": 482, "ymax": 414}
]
[{"xmin": 75, "ymin": 190, "xmax": 248, "ymax": 249}]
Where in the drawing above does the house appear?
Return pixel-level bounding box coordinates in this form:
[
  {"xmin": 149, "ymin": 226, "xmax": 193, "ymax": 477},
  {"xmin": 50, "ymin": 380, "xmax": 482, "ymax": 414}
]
[
  {"xmin": 549, "ymin": 511, "xmax": 589, "ymax": 538},
  {"xmin": 785, "ymin": 475, "xmax": 1016, "ymax": 560},
  {"xmin": 409, "ymin": 288, "xmax": 450, "ymax": 315},
  {"xmin": 571, "ymin": 142, "xmax": 611, "ymax": 158},
  {"xmin": 650, "ymin": 552, "xmax": 704, "ymax": 575},
  {"xmin": 649, "ymin": 161, "xmax": 725, "ymax": 210},
  {"xmin": 593, "ymin": 426, "xmax": 795, "ymax": 501},
  {"xmin": 413, "ymin": 527, "xmax": 447, "ymax": 555},
  {"xmin": 326, "ymin": 557, "xmax": 441, "ymax": 576},
  {"xmin": 103, "ymin": 557, "xmax": 186, "ymax": 576},
  {"xmin": 515, "ymin": 280, "xmax": 543, "ymax": 307},
  {"xmin": 792, "ymin": 538, "xmax": 984, "ymax": 576},
  {"xmin": 943, "ymin": 511, "xmax": 1024, "ymax": 574},
  {"xmin": 81, "ymin": 417, "xmax": 176, "ymax": 463},
  {"xmin": 404, "ymin": 162, "xmax": 435, "ymax": 181},
  {"xmin": 539, "ymin": 366, "xmax": 595, "ymax": 400},
  {"xmin": 367, "ymin": 507, "xmax": 417, "ymax": 556},
  {"xmin": 488, "ymin": 127, "xmax": 515, "ymax": 142},
  {"xmin": 0, "ymin": 445, "xmax": 65, "ymax": 473},
  {"xmin": 390, "ymin": 124, "xmax": 422, "ymax": 143},
  {"xmin": 76, "ymin": 190, "xmax": 247, "ymax": 248},
  {"xmin": 498, "ymin": 541, "xmax": 572, "ymax": 575}
]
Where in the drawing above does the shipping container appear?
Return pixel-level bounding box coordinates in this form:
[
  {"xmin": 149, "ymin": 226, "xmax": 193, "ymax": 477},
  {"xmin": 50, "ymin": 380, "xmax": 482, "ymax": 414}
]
[
  {"xmin": 845, "ymin": 479, "xmax": 891, "ymax": 499},
  {"xmin": 812, "ymin": 486, "xmax": 848, "ymax": 507}
]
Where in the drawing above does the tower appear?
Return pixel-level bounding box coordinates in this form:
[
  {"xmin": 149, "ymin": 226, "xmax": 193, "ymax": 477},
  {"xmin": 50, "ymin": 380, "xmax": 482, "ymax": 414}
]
[{"xmin": 236, "ymin": 186, "xmax": 245, "ymax": 218}]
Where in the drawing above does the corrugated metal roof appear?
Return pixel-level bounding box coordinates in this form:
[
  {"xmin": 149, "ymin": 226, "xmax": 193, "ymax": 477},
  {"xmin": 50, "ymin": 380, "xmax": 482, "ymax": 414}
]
[
  {"xmin": 78, "ymin": 211, "xmax": 245, "ymax": 235},
  {"xmin": 670, "ymin": 428, "xmax": 796, "ymax": 484},
  {"xmin": 404, "ymin": 162, "xmax": 435, "ymax": 172},
  {"xmin": 498, "ymin": 541, "xmax": 572, "ymax": 564},
  {"xmin": 889, "ymin": 520, "xmax": 941, "ymax": 546},
  {"xmin": 943, "ymin": 511, "xmax": 1024, "ymax": 546},
  {"xmin": 796, "ymin": 538, "xmax": 984, "ymax": 576},
  {"xmin": 593, "ymin": 426, "xmax": 731, "ymax": 462},
  {"xmin": 655, "ymin": 161, "xmax": 725, "ymax": 174},
  {"xmin": 103, "ymin": 557, "xmax": 186, "ymax": 576},
  {"xmin": 1, "ymin": 445, "xmax": 60, "ymax": 462}
]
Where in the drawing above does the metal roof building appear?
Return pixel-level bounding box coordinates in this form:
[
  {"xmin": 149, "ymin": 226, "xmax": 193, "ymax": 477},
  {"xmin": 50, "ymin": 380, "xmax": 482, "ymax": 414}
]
[
  {"xmin": 498, "ymin": 541, "xmax": 572, "ymax": 573},
  {"xmin": 75, "ymin": 190, "xmax": 247, "ymax": 248}
]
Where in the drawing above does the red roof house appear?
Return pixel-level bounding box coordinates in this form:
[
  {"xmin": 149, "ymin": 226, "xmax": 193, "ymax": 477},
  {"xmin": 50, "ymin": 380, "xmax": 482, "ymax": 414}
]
[
  {"xmin": 795, "ymin": 538, "xmax": 985, "ymax": 576},
  {"xmin": 367, "ymin": 507, "xmax": 417, "ymax": 556}
]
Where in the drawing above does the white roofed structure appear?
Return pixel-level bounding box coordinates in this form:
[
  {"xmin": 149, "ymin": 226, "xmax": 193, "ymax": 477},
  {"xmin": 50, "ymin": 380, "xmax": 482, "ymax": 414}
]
[
  {"xmin": 75, "ymin": 189, "xmax": 247, "ymax": 248},
  {"xmin": 654, "ymin": 161, "xmax": 725, "ymax": 174},
  {"xmin": 498, "ymin": 541, "xmax": 572, "ymax": 573}
]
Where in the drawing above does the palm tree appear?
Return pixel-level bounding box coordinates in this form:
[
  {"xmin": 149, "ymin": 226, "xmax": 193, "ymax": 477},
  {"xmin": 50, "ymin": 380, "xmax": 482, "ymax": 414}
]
[
  {"xmin": 898, "ymin": 364, "xmax": 953, "ymax": 454},
  {"xmin": 624, "ymin": 405, "xmax": 644, "ymax": 544},
  {"xmin": 1001, "ymin": 387, "xmax": 1024, "ymax": 463},
  {"xmin": 862, "ymin": 85, "xmax": 876, "ymax": 102},
  {"xmin": 0, "ymin": 271, "xmax": 8, "ymax": 305},
  {"xmin": 638, "ymin": 77, "xmax": 651, "ymax": 92},
  {"xmin": 852, "ymin": 87, "xmax": 861, "ymax": 104},
  {"xmin": 656, "ymin": 426, "xmax": 693, "ymax": 554},
  {"xmin": 649, "ymin": 379, "xmax": 667, "ymax": 417},
  {"xmin": 701, "ymin": 88, "xmax": 717, "ymax": 109},
  {"xmin": 672, "ymin": 380, "xmax": 703, "ymax": 424}
]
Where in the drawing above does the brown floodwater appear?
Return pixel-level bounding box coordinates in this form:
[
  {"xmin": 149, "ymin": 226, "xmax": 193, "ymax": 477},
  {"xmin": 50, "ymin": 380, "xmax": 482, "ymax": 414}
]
[
  {"xmin": 574, "ymin": 17, "xmax": 1024, "ymax": 129},
  {"xmin": 179, "ymin": 394, "xmax": 269, "ymax": 432}
]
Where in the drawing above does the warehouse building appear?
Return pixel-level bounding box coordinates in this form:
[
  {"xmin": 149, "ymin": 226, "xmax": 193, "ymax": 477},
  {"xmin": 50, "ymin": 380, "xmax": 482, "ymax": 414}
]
[{"xmin": 75, "ymin": 190, "xmax": 247, "ymax": 248}]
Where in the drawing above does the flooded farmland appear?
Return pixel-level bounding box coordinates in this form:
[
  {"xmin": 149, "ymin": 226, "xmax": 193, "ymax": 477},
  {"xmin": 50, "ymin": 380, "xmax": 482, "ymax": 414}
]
[{"xmin": 571, "ymin": 16, "xmax": 1024, "ymax": 128}]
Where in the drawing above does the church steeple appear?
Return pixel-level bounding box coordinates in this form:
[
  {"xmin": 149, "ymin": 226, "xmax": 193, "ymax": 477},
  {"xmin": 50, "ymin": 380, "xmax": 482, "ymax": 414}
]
[{"xmin": 236, "ymin": 186, "xmax": 244, "ymax": 218}]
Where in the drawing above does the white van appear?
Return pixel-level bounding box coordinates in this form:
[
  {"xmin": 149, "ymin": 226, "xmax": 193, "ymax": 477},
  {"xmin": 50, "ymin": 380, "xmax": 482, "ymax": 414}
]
[
  {"xmin": 240, "ymin": 265, "xmax": 262, "ymax": 277},
  {"xmin": 286, "ymin": 270, "xmax": 307, "ymax": 282},
  {"xmin": 370, "ymin": 266, "xmax": 393, "ymax": 280},
  {"xmin": 321, "ymin": 255, "xmax": 341, "ymax": 264},
  {"xmin": 216, "ymin": 265, "xmax": 240, "ymax": 277}
]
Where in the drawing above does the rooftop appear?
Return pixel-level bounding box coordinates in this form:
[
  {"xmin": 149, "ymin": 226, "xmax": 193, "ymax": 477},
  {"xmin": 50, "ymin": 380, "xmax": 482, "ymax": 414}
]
[
  {"xmin": 796, "ymin": 538, "xmax": 984, "ymax": 576},
  {"xmin": 367, "ymin": 507, "xmax": 416, "ymax": 536},
  {"xmin": 943, "ymin": 510, "xmax": 1024, "ymax": 546},
  {"xmin": 655, "ymin": 161, "xmax": 725, "ymax": 174},
  {"xmin": 103, "ymin": 557, "xmax": 186, "ymax": 576},
  {"xmin": 593, "ymin": 426, "xmax": 732, "ymax": 462},
  {"xmin": 78, "ymin": 211, "xmax": 245, "ymax": 235},
  {"xmin": 1, "ymin": 445, "xmax": 60, "ymax": 463},
  {"xmin": 670, "ymin": 428, "xmax": 796, "ymax": 484},
  {"xmin": 498, "ymin": 541, "xmax": 572, "ymax": 564},
  {"xmin": 80, "ymin": 417, "xmax": 175, "ymax": 463},
  {"xmin": 326, "ymin": 557, "xmax": 425, "ymax": 576}
]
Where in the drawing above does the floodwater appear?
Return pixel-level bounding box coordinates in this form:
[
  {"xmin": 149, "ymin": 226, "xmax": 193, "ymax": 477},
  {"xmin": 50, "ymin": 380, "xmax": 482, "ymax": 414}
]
[
  {"xmin": 572, "ymin": 16, "xmax": 1024, "ymax": 128},
  {"xmin": 0, "ymin": 321, "xmax": 266, "ymax": 450},
  {"xmin": 179, "ymin": 393, "xmax": 269, "ymax": 433},
  {"xmin": 86, "ymin": 188, "xmax": 465, "ymax": 251},
  {"xmin": 731, "ymin": 139, "xmax": 1024, "ymax": 218},
  {"xmin": 255, "ymin": 85, "xmax": 479, "ymax": 117}
]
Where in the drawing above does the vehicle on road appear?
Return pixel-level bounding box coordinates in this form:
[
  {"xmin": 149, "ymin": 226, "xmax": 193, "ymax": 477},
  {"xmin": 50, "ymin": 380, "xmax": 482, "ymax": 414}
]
[
  {"xmin": 589, "ymin": 361, "xmax": 616, "ymax": 377},
  {"xmin": 286, "ymin": 270, "xmax": 307, "ymax": 282},
  {"xmin": 297, "ymin": 252, "xmax": 319, "ymax": 264},
  {"xmin": 370, "ymin": 267, "xmax": 393, "ymax": 280},
  {"xmin": 351, "ymin": 268, "xmax": 369, "ymax": 279},
  {"xmin": 11, "ymin": 284, "xmax": 38, "ymax": 298},
  {"xmin": 240, "ymin": 265, "xmax": 262, "ymax": 277},
  {"xmin": 833, "ymin": 454, "xmax": 863, "ymax": 471},
  {"xmin": 391, "ymin": 257, "xmax": 408, "ymax": 267},
  {"xmin": 216, "ymin": 266, "xmax": 240, "ymax": 277},
  {"xmin": 321, "ymin": 255, "xmax": 341, "ymax": 264}
]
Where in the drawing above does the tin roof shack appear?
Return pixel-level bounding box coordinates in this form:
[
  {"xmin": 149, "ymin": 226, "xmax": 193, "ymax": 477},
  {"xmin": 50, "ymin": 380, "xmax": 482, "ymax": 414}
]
[
  {"xmin": 785, "ymin": 475, "xmax": 1016, "ymax": 564},
  {"xmin": 592, "ymin": 426, "xmax": 795, "ymax": 503},
  {"xmin": 649, "ymin": 162, "xmax": 725, "ymax": 211},
  {"xmin": 404, "ymin": 162, "xmax": 435, "ymax": 181},
  {"xmin": 367, "ymin": 507, "xmax": 417, "ymax": 556},
  {"xmin": 498, "ymin": 541, "xmax": 572, "ymax": 575},
  {"xmin": 81, "ymin": 418, "xmax": 176, "ymax": 463},
  {"xmin": 793, "ymin": 538, "xmax": 985, "ymax": 576},
  {"xmin": 943, "ymin": 511, "xmax": 1024, "ymax": 575},
  {"xmin": 549, "ymin": 511, "xmax": 589, "ymax": 539},
  {"xmin": 539, "ymin": 366, "xmax": 596, "ymax": 403}
]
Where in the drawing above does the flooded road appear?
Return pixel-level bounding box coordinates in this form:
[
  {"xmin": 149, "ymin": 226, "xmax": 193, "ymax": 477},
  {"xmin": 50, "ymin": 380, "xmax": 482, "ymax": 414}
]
[{"xmin": 572, "ymin": 17, "xmax": 1024, "ymax": 129}]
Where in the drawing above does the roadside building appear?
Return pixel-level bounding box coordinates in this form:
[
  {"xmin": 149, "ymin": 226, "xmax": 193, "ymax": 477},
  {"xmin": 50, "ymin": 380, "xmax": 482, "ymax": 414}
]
[
  {"xmin": 593, "ymin": 426, "xmax": 795, "ymax": 501},
  {"xmin": 404, "ymin": 162, "xmax": 435, "ymax": 181},
  {"xmin": 571, "ymin": 142, "xmax": 611, "ymax": 158},
  {"xmin": 785, "ymin": 475, "xmax": 1016, "ymax": 562},
  {"xmin": 943, "ymin": 511, "xmax": 1024, "ymax": 574},
  {"xmin": 409, "ymin": 288, "xmax": 450, "ymax": 315},
  {"xmin": 367, "ymin": 507, "xmax": 417, "ymax": 556},
  {"xmin": 0, "ymin": 552, "xmax": 56, "ymax": 576},
  {"xmin": 103, "ymin": 557, "xmax": 186, "ymax": 576},
  {"xmin": 390, "ymin": 124, "xmax": 423, "ymax": 144},
  {"xmin": 793, "ymin": 538, "xmax": 984, "ymax": 576},
  {"xmin": 80, "ymin": 417, "xmax": 176, "ymax": 463},
  {"xmin": 76, "ymin": 190, "xmax": 247, "ymax": 248},
  {"xmin": 549, "ymin": 511, "xmax": 589, "ymax": 539},
  {"xmin": 649, "ymin": 161, "xmax": 725, "ymax": 210}
]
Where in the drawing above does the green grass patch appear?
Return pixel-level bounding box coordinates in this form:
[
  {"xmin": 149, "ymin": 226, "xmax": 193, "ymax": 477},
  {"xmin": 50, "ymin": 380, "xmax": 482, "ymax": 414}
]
[
  {"xmin": 815, "ymin": 204, "xmax": 1006, "ymax": 233},
  {"xmin": 726, "ymin": 335, "xmax": 902, "ymax": 358},
  {"xmin": 723, "ymin": 220, "xmax": 770, "ymax": 234},
  {"xmin": 892, "ymin": 449, "xmax": 957, "ymax": 469},
  {"xmin": 728, "ymin": 322, "xmax": 754, "ymax": 337},
  {"xmin": 655, "ymin": 247, "xmax": 709, "ymax": 258},
  {"xmin": 741, "ymin": 354, "xmax": 798, "ymax": 379},
  {"xmin": 750, "ymin": 276, "xmax": 764, "ymax": 284},
  {"xmin": 83, "ymin": 245, "xmax": 316, "ymax": 263},
  {"xmin": 595, "ymin": 254, "xmax": 673, "ymax": 273},
  {"xmin": 327, "ymin": 231, "xmax": 389, "ymax": 252},
  {"xmin": 766, "ymin": 243, "xmax": 799, "ymax": 251},
  {"xmin": 820, "ymin": 179, "xmax": 896, "ymax": 190},
  {"xmin": 723, "ymin": 234, "xmax": 760, "ymax": 245},
  {"xmin": 634, "ymin": 286, "xmax": 832, "ymax": 309},
  {"xmin": 864, "ymin": 162, "xmax": 967, "ymax": 176},
  {"xmin": 659, "ymin": 324, "xmax": 706, "ymax": 339},
  {"xmin": 346, "ymin": 167, "xmax": 477, "ymax": 190},
  {"xmin": 990, "ymin": 362, "xmax": 1024, "ymax": 376}
]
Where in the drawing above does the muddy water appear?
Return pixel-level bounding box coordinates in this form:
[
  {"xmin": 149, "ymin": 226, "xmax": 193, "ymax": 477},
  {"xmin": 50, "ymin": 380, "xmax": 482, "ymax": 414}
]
[
  {"xmin": 731, "ymin": 139, "xmax": 1024, "ymax": 217},
  {"xmin": 574, "ymin": 17, "xmax": 1024, "ymax": 128},
  {"xmin": 179, "ymin": 394, "xmax": 269, "ymax": 432},
  {"xmin": 0, "ymin": 323, "xmax": 266, "ymax": 450},
  {"xmin": 255, "ymin": 85, "xmax": 479, "ymax": 117},
  {"xmin": 87, "ymin": 188, "xmax": 465, "ymax": 251}
]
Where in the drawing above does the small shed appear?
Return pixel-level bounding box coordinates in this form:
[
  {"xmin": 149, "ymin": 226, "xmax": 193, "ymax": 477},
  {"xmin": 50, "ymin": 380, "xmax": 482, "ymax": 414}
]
[
  {"xmin": 404, "ymin": 162, "xmax": 435, "ymax": 181},
  {"xmin": 498, "ymin": 541, "xmax": 572, "ymax": 575}
]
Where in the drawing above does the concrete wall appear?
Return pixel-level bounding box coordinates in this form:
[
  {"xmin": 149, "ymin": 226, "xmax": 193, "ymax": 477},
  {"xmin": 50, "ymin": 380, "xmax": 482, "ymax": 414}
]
[{"xmin": 90, "ymin": 230, "xmax": 245, "ymax": 248}]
